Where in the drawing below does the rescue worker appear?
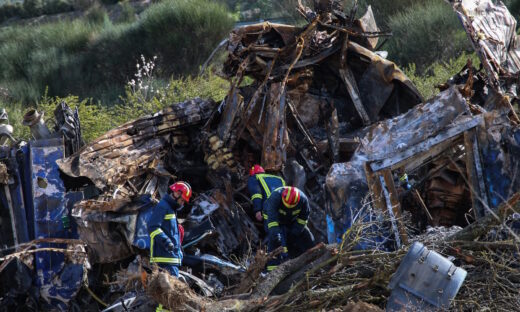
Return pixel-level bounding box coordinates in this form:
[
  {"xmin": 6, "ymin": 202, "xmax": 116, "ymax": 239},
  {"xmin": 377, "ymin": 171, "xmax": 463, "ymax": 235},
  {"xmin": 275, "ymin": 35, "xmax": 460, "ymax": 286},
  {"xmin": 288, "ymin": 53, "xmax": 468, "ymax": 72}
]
[
  {"xmin": 263, "ymin": 186, "xmax": 316, "ymax": 271},
  {"xmin": 148, "ymin": 181, "xmax": 191, "ymax": 277},
  {"xmin": 247, "ymin": 164, "xmax": 286, "ymax": 224}
]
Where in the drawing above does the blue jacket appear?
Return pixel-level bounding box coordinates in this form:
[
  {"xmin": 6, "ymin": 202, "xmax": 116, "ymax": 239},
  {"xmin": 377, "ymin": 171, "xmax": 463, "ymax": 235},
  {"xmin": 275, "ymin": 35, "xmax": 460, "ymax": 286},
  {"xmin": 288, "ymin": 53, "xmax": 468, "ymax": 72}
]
[
  {"xmin": 148, "ymin": 195, "xmax": 182, "ymax": 265},
  {"xmin": 247, "ymin": 173, "xmax": 286, "ymax": 214},
  {"xmin": 264, "ymin": 188, "xmax": 310, "ymax": 236}
]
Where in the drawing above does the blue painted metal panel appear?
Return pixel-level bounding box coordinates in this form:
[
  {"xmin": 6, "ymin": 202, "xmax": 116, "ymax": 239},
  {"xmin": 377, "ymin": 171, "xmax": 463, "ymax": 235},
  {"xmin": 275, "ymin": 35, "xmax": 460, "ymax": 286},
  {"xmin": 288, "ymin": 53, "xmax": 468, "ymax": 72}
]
[
  {"xmin": 132, "ymin": 195, "xmax": 155, "ymax": 250},
  {"xmin": 30, "ymin": 138, "xmax": 83, "ymax": 311}
]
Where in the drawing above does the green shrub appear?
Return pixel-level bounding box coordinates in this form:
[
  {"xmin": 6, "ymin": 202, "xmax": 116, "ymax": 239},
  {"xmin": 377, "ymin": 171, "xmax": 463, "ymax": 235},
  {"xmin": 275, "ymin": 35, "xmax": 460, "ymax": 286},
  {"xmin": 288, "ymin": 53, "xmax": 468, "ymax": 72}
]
[
  {"xmin": 0, "ymin": 2, "xmax": 25, "ymax": 22},
  {"xmin": 138, "ymin": 0, "xmax": 234, "ymax": 74},
  {"xmin": 43, "ymin": 0, "xmax": 73, "ymax": 15},
  {"xmin": 115, "ymin": 0, "xmax": 135, "ymax": 24},
  {"xmin": 85, "ymin": 4, "xmax": 108, "ymax": 24},
  {"xmin": 0, "ymin": 0, "xmax": 233, "ymax": 104},
  {"xmin": 23, "ymin": 0, "xmax": 43, "ymax": 17},
  {"xmin": 404, "ymin": 52, "xmax": 480, "ymax": 100},
  {"xmin": 386, "ymin": 0, "xmax": 470, "ymax": 72}
]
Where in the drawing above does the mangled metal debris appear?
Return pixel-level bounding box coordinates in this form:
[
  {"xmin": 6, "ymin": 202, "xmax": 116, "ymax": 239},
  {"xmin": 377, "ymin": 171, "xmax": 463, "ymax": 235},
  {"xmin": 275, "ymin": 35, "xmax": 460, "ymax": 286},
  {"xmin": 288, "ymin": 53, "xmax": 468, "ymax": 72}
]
[
  {"xmin": 2, "ymin": 0, "xmax": 520, "ymax": 311},
  {"xmin": 387, "ymin": 242, "xmax": 467, "ymax": 311}
]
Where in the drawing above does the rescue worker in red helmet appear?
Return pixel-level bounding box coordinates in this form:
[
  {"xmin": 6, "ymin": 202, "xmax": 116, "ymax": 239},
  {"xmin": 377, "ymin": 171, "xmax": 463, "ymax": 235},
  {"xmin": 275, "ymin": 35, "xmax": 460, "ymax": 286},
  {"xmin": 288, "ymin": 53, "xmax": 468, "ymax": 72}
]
[
  {"xmin": 247, "ymin": 164, "xmax": 285, "ymax": 226},
  {"xmin": 263, "ymin": 186, "xmax": 315, "ymax": 271},
  {"xmin": 148, "ymin": 181, "xmax": 191, "ymax": 277}
]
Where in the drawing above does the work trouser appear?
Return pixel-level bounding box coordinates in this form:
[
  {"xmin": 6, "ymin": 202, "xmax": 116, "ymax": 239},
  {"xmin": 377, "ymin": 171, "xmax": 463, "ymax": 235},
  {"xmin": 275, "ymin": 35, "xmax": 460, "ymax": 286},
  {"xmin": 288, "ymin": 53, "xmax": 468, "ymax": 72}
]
[
  {"xmin": 266, "ymin": 227, "xmax": 288, "ymax": 271},
  {"xmin": 286, "ymin": 225, "xmax": 315, "ymax": 258},
  {"xmin": 266, "ymin": 223, "xmax": 315, "ymax": 271}
]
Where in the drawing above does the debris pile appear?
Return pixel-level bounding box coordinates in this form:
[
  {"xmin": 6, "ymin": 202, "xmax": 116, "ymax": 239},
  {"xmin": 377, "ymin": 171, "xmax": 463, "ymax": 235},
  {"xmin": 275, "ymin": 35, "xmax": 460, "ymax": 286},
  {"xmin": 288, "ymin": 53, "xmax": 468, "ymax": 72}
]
[{"xmin": 1, "ymin": 0, "xmax": 520, "ymax": 311}]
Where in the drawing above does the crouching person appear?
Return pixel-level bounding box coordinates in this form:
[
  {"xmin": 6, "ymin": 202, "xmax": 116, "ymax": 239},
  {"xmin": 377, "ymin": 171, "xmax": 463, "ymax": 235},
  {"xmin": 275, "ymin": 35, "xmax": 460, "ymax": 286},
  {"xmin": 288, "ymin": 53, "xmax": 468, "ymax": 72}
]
[
  {"xmin": 148, "ymin": 181, "xmax": 191, "ymax": 277},
  {"xmin": 264, "ymin": 186, "xmax": 316, "ymax": 272}
]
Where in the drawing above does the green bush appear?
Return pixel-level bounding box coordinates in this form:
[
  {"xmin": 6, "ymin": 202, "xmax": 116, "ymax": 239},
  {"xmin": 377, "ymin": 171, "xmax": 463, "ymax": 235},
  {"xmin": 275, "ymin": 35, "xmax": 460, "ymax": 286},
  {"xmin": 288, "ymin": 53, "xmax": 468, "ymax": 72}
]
[
  {"xmin": 23, "ymin": 0, "xmax": 43, "ymax": 17},
  {"xmin": 404, "ymin": 52, "xmax": 480, "ymax": 100},
  {"xmin": 0, "ymin": 2, "xmax": 25, "ymax": 22},
  {"xmin": 115, "ymin": 0, "xmax": 135, "ymax": 24},
  {"xmin": 1, "ymin": 70, "xmax": 229, "ymax": 142},
  {"xmin": 43, "ymin": 0, "xmax": 73, "ymax": 15},
  {"xmin": 85, "ymin": 4, "xmax": 108, "ymax": 24},
  {"xmin": 0, "ymin": 0, "xmax": 233, "ymax": 104},
  {"xmin": 385, "ymin": 0, "xmax": 470, "ymax": 72}
]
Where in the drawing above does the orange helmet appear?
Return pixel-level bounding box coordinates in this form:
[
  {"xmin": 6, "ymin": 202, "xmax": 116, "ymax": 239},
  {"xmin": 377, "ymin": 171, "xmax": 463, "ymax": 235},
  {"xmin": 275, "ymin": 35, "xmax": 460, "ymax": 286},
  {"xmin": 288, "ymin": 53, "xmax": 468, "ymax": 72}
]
[
  {"xmin": 169, "ymin": 181, "xmax": 192, "ymax": 202},
  {"xmin": 249, "ymin": 164, "xmax": 265, "ymax": 176},
  {"xmin": 281, "ymin": 187, "xmax": 301, "ymax": 208}
]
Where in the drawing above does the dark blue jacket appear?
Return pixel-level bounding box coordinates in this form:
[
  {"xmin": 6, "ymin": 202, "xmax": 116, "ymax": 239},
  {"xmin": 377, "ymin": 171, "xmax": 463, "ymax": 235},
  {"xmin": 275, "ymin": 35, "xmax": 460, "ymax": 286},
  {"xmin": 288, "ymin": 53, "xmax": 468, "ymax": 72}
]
[
  {"xmin": 148, "ymin": 195, "xmax": 182, "ymax": 265},
  {"xmin": 264, "ymin": 188, "xmax": 310, "ymax": 236},
  {"xmin": 247, "ymin": 173, "xmax": 285, "ymax": 214}
]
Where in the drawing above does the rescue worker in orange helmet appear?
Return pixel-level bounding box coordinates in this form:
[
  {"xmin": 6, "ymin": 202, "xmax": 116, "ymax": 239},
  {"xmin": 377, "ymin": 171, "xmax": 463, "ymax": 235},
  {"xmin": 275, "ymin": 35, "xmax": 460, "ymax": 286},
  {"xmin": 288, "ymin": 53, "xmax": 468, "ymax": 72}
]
[
  {"xmin": 263, "ymin": 186, "xmax": 316, "ymax": 271},
  {"xmin": 247, "ymin": 164, "xmax": 285, "ymax": 225},
  {"xmin": 148, "ymin": 181, "xmax": 191, "ymax": 278}
]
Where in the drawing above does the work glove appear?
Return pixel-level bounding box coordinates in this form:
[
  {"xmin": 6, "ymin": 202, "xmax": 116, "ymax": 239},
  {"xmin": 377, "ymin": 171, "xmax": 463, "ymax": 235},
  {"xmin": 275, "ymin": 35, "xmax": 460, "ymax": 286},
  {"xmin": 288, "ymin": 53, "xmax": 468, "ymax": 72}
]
[{"xmin": 166, "ymin": 242, "xmax": 175, "ymax": 253}]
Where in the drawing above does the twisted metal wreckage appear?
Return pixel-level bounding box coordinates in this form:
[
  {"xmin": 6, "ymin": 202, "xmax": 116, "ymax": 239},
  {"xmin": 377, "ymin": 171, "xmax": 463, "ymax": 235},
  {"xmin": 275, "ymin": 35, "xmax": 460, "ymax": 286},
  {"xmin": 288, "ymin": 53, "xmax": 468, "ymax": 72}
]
[{"xmin": 1, "ymin": 0, "xmax": 520, "ymax": 310}]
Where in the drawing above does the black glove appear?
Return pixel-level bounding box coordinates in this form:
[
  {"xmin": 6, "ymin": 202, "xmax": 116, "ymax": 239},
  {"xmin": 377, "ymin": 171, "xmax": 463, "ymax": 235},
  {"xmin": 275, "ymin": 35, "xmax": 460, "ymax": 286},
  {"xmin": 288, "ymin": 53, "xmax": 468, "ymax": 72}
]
[{"xmin": 166, "ymin": 242, "xmax": 175, "ymax": 253}]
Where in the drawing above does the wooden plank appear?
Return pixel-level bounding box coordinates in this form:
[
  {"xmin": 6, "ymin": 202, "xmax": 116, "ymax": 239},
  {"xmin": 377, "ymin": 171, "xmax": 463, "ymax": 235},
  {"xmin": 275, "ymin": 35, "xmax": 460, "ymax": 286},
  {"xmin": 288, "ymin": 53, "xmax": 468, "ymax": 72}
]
[
  {"xmin": 381, "ymin": 169, "xmax": 408, "ymax": 246},
  {"xmin": 400, "ymin": 136, "xmax": 462, "ymax": 173},
  {"xmin": 339, "ymin": 67, "xmax": 371, "ymax": 125},
  {"xmin": 363, "ymin": 163, "xmax": 385, "ymax": 212},
  {"xmin": 370, "ymin": 115, "xmax": 483, "ymax": 171}
]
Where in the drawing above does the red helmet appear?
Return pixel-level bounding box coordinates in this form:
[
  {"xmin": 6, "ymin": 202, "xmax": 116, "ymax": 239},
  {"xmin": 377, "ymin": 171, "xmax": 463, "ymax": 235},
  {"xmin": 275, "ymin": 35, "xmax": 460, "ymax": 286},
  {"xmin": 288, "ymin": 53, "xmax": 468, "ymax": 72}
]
[
  {"xmin": 169, "ymin": 181, "xmax": 192, "ymax": 202},
  {"xmin": 249, "ymin": 164, "xmax": 265, "ymax": 176},
  {"xmin": 281, "ymin": 186, "xmax": 301, "ymax": 208}
]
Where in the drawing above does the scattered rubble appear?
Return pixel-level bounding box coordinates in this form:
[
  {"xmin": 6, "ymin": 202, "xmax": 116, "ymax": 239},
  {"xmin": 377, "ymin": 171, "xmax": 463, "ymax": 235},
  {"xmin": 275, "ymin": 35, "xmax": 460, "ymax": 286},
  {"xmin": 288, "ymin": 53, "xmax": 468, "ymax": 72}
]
[{"xmin": 1, "ymin": 0, "xmax": 520, "ymax": 311}]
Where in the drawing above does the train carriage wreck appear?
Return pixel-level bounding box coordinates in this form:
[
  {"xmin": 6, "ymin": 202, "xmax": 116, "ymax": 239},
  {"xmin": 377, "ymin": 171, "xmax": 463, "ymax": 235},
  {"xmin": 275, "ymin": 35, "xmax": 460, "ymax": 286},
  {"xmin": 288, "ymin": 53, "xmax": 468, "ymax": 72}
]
[{"xmin": 1, "ymin": 0, "xmax": 520, "ymax": 311}]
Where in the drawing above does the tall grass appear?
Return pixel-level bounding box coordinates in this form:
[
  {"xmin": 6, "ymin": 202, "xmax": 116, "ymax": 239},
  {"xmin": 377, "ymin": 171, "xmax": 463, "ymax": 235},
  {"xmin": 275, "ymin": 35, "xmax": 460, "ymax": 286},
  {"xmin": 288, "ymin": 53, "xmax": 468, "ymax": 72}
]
[{"xmin": 0, "ymin": 0, "xmax": 233, "ymax": 104}]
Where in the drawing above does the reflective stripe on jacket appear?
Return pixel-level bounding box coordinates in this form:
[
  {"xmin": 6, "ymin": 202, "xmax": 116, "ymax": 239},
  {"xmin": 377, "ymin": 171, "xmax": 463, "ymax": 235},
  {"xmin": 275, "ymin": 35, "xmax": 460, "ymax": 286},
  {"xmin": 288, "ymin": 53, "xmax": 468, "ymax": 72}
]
[
  {"xmin": 148, "ymin": 195, "xmax": 183, "ymax": 265},
  {"xmin": 247, "ymin": 173, "xmax": 285, "ymax": 213}
]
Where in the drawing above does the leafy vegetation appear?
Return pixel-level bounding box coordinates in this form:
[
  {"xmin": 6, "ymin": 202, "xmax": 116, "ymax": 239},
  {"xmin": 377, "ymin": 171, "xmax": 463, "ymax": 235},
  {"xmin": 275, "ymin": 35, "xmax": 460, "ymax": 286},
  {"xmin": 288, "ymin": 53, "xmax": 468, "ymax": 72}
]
[
  {"xmin": 0, "ymin": 0, "xmax": 233, "ymax": 104},
  {"xmin": 404, "ymin": 52, "xmax": 480, "ymax": 100},
  {"xmin": 385, "ymin": 0, "xmax": 470, "ymax": 73},
  {"xmin": 3, "ymin": 69, "xmax": 229, "ymax": 142}
]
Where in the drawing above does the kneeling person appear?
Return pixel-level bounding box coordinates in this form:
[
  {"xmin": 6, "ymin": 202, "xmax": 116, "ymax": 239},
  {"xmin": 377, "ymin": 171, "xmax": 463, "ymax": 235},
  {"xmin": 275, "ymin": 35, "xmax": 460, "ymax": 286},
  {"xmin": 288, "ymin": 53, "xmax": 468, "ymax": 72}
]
[
  {"xmin": 148, "ymin": 181, "xmax": 191, "ymax": 277},
  {"xmin": 264, "ymin": 186, "xmax": 316, "ymax": 271}
]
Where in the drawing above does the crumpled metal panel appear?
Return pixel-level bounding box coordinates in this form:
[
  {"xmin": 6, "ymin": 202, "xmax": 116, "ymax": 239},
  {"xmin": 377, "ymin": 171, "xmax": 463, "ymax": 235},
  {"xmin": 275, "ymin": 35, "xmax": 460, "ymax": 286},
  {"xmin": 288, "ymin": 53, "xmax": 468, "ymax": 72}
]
[
  {"xmin": 30, "ymin": 138, "xmax": 84, "ymax": 311},
  {"xmin": 477, "ymin": 111, "xmax": 520, "ymax": 211},
  {"xmin": 73, "ymin": 194, "xmax": 154, "ymax": 263},
  {"xmin": 451, "ymin": 0, "xmax": 520, "ymax": 84},
  {"xmin": 57, "ymin": 98, "xmax": 216, "ymax": 190},
  {"xmin": 325, "ymin": 88, "xmax": 474, "ymax": 244},
  {"xmin": 348, "ymin": 42, "xmax": 423, "ymax": 121},
  {"xmin": 387, "ymin": 242, "xmax": 467, "ymax": 310}
]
